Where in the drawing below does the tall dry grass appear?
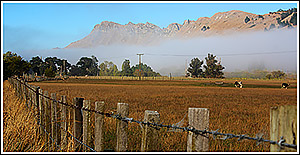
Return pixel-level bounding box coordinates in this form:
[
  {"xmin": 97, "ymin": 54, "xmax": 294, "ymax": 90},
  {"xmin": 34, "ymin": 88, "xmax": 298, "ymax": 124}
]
[{"xmin": 3, "ymin": 80, "xmax": 46, "ymax": 152}]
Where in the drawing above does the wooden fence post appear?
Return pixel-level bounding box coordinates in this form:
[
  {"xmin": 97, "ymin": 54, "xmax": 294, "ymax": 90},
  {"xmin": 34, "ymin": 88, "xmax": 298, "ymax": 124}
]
[
  {"xmin": 141, "ymin": 110, "xmax": 160, "ymax": 152},
  {"xmin": 56, "ymin": 97, "xmax": 61, "ymax": 148},
  {"xmin": 187, "ymin": 108, "xmax": 209, "ymax": 152},
  {"xmin": 73, "ymin": 97, "xmax": 84, "ymax": 151},
  {"xmin": 116, "ymin": 103, "xmax": 129, "ymax": 152},
  {"xmin": 51, "ymin": 93, "xmax": 57, "ymax": 151},
  {"xmin": 60, "ymin": 95, "xmax": 68, "ymax": 150},
  {"xmin": 35, "ymin": 86, "xmax": 40, "ymax": 111},
  {"xmin": 34, "ymin": 86, "xmax": 40, "ymax": 136},
  {"xmin": 39, "ymin": 89, "xmax": 44, "ymax": 137},
  {"xmin": 83, "ymin": 100, "xmax": 92, "ymax": 152},
  {"xmin": 270, "ymin": 105, "xmax": 297, "ymax": 152},
  {"xmin": 44, "ymin": 91, "xmax": 51, "ymax": 152},
  {"xmin": 31, "ymin": 86, "xmax": 36, "ymax": 110},
  {"xmin": 24, "ymin": 82, "xmax": 29, "ymax": 108},
  {"xmin": 95, "ymin": 101, "xmax": 105, "ymax": 152},
  {"xmin": 27, "ymin": 85, "xmax": 31, "ymax": 109}
]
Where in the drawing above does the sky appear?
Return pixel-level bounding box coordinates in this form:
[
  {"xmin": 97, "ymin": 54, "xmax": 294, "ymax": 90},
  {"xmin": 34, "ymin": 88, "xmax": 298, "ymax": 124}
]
[{"xmin": 1, "ymin": 1, "xmax": 299, "ymax": 75}]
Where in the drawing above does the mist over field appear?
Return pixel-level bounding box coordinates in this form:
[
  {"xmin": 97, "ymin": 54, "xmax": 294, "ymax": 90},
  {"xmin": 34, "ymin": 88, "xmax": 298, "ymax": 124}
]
[{"xmin": 15, "ymin": 28, "xmax": 298, "ymax": 76}]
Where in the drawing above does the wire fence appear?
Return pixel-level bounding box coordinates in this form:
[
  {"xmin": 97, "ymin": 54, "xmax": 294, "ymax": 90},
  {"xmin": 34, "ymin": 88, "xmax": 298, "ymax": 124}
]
[{"xmin": 8, "ymin": 76, "xmax": 297, "ymax": 152}]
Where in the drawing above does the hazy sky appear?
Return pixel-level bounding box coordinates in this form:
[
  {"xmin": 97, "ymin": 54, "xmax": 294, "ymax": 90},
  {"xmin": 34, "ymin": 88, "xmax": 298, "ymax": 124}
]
[{"xmin": 2, "ymin": 1, "xmax": 299, "ymax": 75}]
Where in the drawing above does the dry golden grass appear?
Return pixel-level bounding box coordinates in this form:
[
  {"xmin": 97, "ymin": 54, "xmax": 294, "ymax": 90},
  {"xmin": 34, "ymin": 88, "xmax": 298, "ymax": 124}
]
[
  {"xmin": 3, "ymin": 80, "xmax": 46, "ymax": 152},
  {"xmin": 28, "ymin": 78, "xmax": 297, "ymax": 152}
]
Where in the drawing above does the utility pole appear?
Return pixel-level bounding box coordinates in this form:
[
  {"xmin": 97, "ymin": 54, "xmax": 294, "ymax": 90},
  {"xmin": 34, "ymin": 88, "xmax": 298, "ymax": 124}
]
[
  {"xmin": 63, "ymin": 60, "xmax": 66, "ymax": 77},
  {"xmin": 185, "ymin": 59, "xmax": 188, "ymax": 77},
  {"xmin": 137, "ymin": 54, "xmax": 144, "ymax": 80}
]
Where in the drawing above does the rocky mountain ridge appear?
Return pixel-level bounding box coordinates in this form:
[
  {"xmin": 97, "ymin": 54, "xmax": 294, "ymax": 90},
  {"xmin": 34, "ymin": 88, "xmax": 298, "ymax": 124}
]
[{"xmin": 65, "ymin": 9, "xmax": 297, "ymax": 48}]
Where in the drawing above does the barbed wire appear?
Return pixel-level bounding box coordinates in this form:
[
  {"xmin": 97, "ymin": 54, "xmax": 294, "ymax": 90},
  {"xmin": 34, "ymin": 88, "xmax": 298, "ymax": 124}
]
[
  {"xmin": 55, "ymin": 121, "xmax": 96, "ymax": 152},
  {"xmin": 29, "ymin": 101, "xmax": 62, "ymax": 151},
  {"xmin": 10, "ymin": 77, "xmax": 298, "ymax": 151},
  {"xmin": 11, "ymin": 77, "xmax": 96, "ymax": 152}
]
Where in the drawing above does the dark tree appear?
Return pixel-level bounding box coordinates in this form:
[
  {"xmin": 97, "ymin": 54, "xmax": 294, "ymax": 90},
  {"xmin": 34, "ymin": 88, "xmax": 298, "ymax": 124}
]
[
  {"xmin": 203, "ymin": 53, "xmax": 225, "ymax": 78},
  {"xmin": 3, "ymin": 51, "xmax": 31, "ymax": 80},
  {"xmin": 271, "ymin": 70, "xmax": 286, "ymax": 79},
  {"xmin": 121, "ymin": 59, "xmax": 132, "ymax": 76},
  {"xmin": 131, "ymin": 63, "xmax": 160, "ymax": 77},
  {"xmin": 29, "ymin": 56, "xmax": 44, "ymax": 75},
  {"xmin": 70, "ymin": 56, "xmax": 100, "ymax": 76},
  {"xmin": 45, "ymin": 57, "xmax": 59, "ymax": 72},
  {"xmin": 69, "ymin": 65, "xmax": 82, "ymax": 76},
  {"xmin": 44, "ymin": 66, "xmax": 56, "ymax": 77},
  {"xmin": 187, "ymin": 57, "xmax": 204, "ymax": 78}
]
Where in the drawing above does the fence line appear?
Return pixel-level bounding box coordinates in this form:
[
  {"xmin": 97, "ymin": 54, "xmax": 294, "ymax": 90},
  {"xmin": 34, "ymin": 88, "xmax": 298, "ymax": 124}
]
[
  {"xmin": 8, "ymin": 76, "xmax": 297, "ymax": 152},
  {"xmin": 26, "ymin": 93, "xmax": 62, "ymax": 151}
]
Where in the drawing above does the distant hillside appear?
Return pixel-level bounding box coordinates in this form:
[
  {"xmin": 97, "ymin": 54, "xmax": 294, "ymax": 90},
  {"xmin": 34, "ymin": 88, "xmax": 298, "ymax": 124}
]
[{"xmin": 65, "ymin": 8, "xmax": 297, "ymax": 48}]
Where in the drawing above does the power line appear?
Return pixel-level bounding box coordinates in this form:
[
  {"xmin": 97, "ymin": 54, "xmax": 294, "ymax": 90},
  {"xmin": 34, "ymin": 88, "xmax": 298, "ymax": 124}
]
[
  {"xmin": 144, "ymin": 50, "xmax": 297, "ymax": 57},
  {"xmin": 100, "ymin": 54, "xmax": 137, "ymax": 59}
]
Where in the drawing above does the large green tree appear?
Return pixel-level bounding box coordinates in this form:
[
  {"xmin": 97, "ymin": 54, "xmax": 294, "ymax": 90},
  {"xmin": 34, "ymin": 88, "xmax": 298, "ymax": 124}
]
[
  {"xmin": 131, "ymin": 63, "xmax": 160, "ymax": 77},
  {"xmin": 72, "ymin": 56, "xmax": 100, "ymax": 76},
  {"xmin": 203, "ymin": 53, "xmax": 225, "ymax": 78},
  {"xmin": 99, "ymin": 61, "xmax": 119, "ymax": 76},
  {"xmin": 187, "ymin": 57, "xmax": 204, "ymax": 78},
  {"xmin": 121, "ymin": 59, "xmax": 132, "ymax": 76},
  {"xmin": 44, "ymin": 66, "xmax": 56, "ymax": 77},
  {"xmin": 3, "ymin": 51, "xmax": 31, "ymax": 80},
  {"xmin": 29, "ymin": 56, "xmax": 45, "ymax": 75}
]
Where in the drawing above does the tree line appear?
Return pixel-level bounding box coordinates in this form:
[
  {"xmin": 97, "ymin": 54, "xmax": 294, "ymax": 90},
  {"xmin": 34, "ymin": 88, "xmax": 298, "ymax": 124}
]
[
  {"xmin": 3, "ymin": 51, "xmax": 161, "ymax": 80},
  {"xmin": 3, "ymin": 51, "xmax": 290, "ymax": 80},
  {"xmin": 69, "ymin": 56, "xmax": 161, "ymax": 77}
]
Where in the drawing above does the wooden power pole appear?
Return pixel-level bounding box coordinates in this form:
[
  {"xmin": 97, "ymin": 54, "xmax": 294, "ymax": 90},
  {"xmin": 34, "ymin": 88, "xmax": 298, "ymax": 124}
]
[{"xmin": 137, "ymin": 54, "xmax": 144, "ymax": 80}]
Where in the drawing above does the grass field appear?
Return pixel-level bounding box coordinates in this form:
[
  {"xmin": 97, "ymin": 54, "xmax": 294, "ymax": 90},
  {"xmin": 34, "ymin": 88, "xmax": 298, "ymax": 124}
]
[
  {"xmin": 28, "ymin": 77, "xmax": 297, "ymax": 151},
  {"xmin": 4, "ymin": 77, "xmax": 297, "ymax": 152}
]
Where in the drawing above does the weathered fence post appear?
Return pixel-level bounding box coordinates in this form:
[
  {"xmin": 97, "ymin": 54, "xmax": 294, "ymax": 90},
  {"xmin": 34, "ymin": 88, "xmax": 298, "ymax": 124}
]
[
  {"xmin": 68, "ymin": 100, "xmax": 73, "ymax": 151},
  {"xmin": 270, "ymin": 105, "xmax": 297, "ymax": 152},
  {"xmin": 34, "ymin": 86, "xmax": 40, "ymax": 135},
  {"xmin": 141, "ymin": 110, "xmax": 160, "ymax": 152},
  {"xmin": 51, "ymin": 93, "xmax": 58, "ymax": 151},
  {"xmin": 60, "ymin": 95, "xmax": 68, "ymax": 150},
  {"xmin": 24, "ymin": 82, "xmax": 29, "ymax": 108},
  {"xmin": 44, "ymin": 91, "xmax": 51, "ymax": 151},
  {"xmin": 73, "ymin": 97, "xmax": 84, "ymax": 151},
  {"xmin": 187, "ymin": 108, "xmax": 209, "ymax": 152},
  {"xmin": 27, "ymin": 85, "xmax": 32, "ymax": 109},
  {"xmin": 56, "ymin": 97, "xmax": 61, "ymax": 148},
  {"xmin": 32, "ymin": 86, "xmax": 36, "ymax": 110},
  {"xmin": 39, "ymin": 89, "xmax": 44, "ymax": 137},
  {"xmin": 83, "ymin": 100, "xmax": 91, "ymax": 152},
  {"xmin": 35, "ymin": 86, "xmax": 40, "ymax": 111},
  {"xmin": 116, "ymin": 103, "xmax": 129, "ymax": 152},
  {"xmin": 95, "ymin": 101, "xmax": 105, "ymax": 152}
]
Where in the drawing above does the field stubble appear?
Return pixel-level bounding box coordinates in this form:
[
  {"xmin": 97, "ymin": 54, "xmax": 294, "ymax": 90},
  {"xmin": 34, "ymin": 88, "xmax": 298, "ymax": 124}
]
[{"xmin": 30, "ymin": 78, "xmax": 297, "ymax": 152}]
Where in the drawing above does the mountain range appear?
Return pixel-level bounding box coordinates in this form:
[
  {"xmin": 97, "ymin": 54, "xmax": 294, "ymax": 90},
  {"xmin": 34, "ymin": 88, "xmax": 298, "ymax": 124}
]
[{"xmin": 64, "ymin": 9, "xmax": 297, "ymax": 48}]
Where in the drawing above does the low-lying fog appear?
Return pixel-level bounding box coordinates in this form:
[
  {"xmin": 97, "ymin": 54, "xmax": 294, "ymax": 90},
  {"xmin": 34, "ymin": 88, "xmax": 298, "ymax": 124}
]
[{"xmin": 15, "ymin": 28, "xmax": 298, "ymax": 76}]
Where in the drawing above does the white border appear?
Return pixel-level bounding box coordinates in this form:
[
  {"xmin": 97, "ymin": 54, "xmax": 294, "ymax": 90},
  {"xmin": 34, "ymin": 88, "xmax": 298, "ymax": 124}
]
[{"xmin": 1, "ymin": 1, "xmax": 299, "ymax": 154}]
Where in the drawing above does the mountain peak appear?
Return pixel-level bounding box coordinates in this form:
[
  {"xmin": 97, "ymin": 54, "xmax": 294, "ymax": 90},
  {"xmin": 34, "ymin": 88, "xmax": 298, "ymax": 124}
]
[{"xmin": 65, "ymin": 9, "xmax": 297, "ymax": 48}]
